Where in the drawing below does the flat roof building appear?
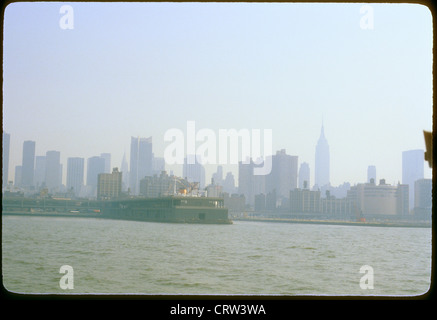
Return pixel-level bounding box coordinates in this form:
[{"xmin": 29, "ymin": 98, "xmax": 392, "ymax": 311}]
[
  {"xmin": 347, "ymin": 179, "xmax": 409, "ymax": 218},
  {"xmin": 97, "ymin": 168, "xmax": 122, "ymax": 200}
]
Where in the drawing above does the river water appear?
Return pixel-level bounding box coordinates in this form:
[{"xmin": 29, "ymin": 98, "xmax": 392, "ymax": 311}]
[{"xmin": 2, "ymin": 215, "xmax": 432, "ymax": 296}]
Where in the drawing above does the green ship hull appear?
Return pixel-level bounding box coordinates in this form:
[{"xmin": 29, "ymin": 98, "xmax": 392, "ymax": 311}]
[
  {"xmin": 2, "ymin": 195, "xmax": 232, "ymax": 224},
  {"xmin": 101, "ymin": 196, "xmax": 232, "ymax": 224}
]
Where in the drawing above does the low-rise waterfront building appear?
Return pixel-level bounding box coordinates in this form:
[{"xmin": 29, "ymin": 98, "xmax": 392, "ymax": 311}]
[{"xmin": 346, "ymin": 179, "xmax": 409, "ymax": 218}]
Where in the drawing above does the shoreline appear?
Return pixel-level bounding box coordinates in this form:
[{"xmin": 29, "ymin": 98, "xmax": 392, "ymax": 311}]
[
  {"xmin": 2, "ymin": 211, "xmax": 431, "ymax": 228},
  {"xmin": 232, "ymin": 217, "xmax": 432, "ymax": 228}
]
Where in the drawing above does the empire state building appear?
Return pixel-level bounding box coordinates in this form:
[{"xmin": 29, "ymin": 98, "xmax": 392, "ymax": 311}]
[{"xmin": 315, "ymin": 124, "xmax": 330, "ymax": 188}]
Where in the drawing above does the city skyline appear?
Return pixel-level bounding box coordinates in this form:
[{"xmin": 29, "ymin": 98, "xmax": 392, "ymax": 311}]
[
  {"xmin": 2, "ymin": 128, "xmax": 429, "ymax": 192},
  {"xmin": 3, "ymin": 2, "xmax": 432, "ymax": 188}
]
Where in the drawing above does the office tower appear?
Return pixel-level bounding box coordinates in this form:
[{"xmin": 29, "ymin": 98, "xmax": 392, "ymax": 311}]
[
  {"xmin": 367, "ymin": 165, "xmax": 376, "ymax": 183},
  {"xmin": 87, "ymin": 156, "xmax": 106, "ymax": 193},
  {"xmin": 100, "ymin": 153, "xmax": 111, "ymax": 173},
  {"xmin": 67, "ymin": 157, "xmax": 84, "ymax": 196},
  {"xmin": 129, "ymin": 136, "xmax": 153, "ymax": 195},
  {"xmin": 223, "ymin": 171, "xmax": 236, "ymax": 194},
  {"xmin": 402, "ymin": 149, "xmax": 424, "ymax": 209},
  {"xmin": 120, "ymin": 152, "xmax": 129, "ymax": 192},
  {"xmin": 183, "ymin": 155, "xmax": 206, "ymax": 189},
  {"xmin": 97, "ymin": 168, "xmax": 122, "ymax": 200},
  {"xmin": 315, "ymin": 124, "xmax": 330, "ymax": 188},
  {"xmin": 238, "ymin": 158, "xmax": 266, "ymax": 206},
  {"xmin": 414, "ymin": 178, "xmax": 432, "ymax": 217},
  {"xmin": 21, "ymin": 140, "xmax": 36, "ymax": 187},
  {"xmin": 397, "ymin": 183, "xmax": 409, "ymax": 217},
  {"xmin": 255, "ymin": 193, "xmax": 266, "ymax": 211},
  {"xmin": 34, "ymin": 156, "xmax": 46, "ymax": 188},
  {"xmin": 265, "ymin": 149, "xmax": 298, "ymax": 200},
  {"xmin": 299, "ymin": 162, "xmax": 310, "ymax": 189},
  {"xmin": 238, "ymin": 159, "xmax": 254, "ymax": 204},
  {"xmin": 45, "ymin": 150, "xmax": 61, "ymax": 192},
  {"xmin": 3, "ymin": 132, "xmax": 10, "ymax": 187}
]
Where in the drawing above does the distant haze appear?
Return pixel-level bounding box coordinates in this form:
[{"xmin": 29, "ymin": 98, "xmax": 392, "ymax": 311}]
[{"xmin": 3, "ymin": 2, "xmax": 432, "ymax": 187}]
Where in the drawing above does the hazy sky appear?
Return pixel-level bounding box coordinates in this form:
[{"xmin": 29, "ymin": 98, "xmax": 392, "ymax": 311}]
[{"xmin": 3, "ymin": 2, "xmax": 433, "ymax": 187}]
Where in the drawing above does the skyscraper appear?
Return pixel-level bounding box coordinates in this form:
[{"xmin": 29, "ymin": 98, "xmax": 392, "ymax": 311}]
[
  {"xmin": 2, "ymin": 132, "xmax": 10, "ymax": 187},
  {"xmin": 21, "ymin": 140, "xmax": 36, "ymax": 188},
  {"xmin": 315, "ymin": 124, "xmax": 330, "ymax": 188},
  {"xmin": 34, "ymin": 156, "xmax": 46, "ymax": 188},
  {"xmin": 265, "ymin": 149, "xmax": 298, "ymax": 202},
  {"xmin": 87, "ymin": 156, "xmax": 106, "ymax": 194},
  {"xmin": 402, "ymin": 149, "xmax": 424, "ymax": 209},
  {"xmin": 45, "ymin": 150, "xmax": 61, "ymax": 192},
  {"xmin": 414, "ymin": 179, "xmax": 432, "ymax": 217},
  {"xmin": 129, "ymin": 136, "xmax": 153, "ymax": 195},
  {"xmin": 238, "ymin": 157, "xmax": 267, "ymax": 206},
  {"xmin": 238, "ymin": 158, "xmax": 255, "ymax": 205},
  {"xmin": 67, "ymin": 157, "xmax": 84, "ymax": 196},
  {"xmin": 100, "ymin": 153, "xmax": 111, "ymax": 173},
  {"xmin": 223, "ymin": 171, "xmax": 236, "ymax": 194},
  {"xmin": 299, "ymin": 162, "xmax": 310, "ymax": 189},
  {"xmin": 367, "ymin": 165, "xmax": 376, "ymax": 183}
]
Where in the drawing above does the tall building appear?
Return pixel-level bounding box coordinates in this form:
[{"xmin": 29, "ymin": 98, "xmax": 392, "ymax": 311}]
[
  {"xmin": 397, "ymin": 183, "xmax": 409, "ymax": 217},
  {"xmin": 87, "ymin": 156, "xmax": 106, "ymax": 195},
  {"xmin": 414, "ymin": 178, "xmax": 432, "ymax": 218},
  {"xmin": 265, "ymin": 149, "xmax": 298, "ymax": 201},
  {"xmin": 100, "ymin": 153, "xmax": 111, "ymax": 173},
  {"xmin": 2, "ymin": 132, "xmax": 10, "ymax": 187},
  {"xmin": 367, "ymin": 165, "xmax": 376, "ymax": 183},
  {"xmin": 238, "ymin": 159, "xmax": 254, "ymax": 204},
  {"xmin": 255, "ymin": 193, "xmax": 266, "ymax": 212},
  {"xmin": 129, "ymin": 136, "xmax": 153, "ymax": 195},
  {"xmin": 238, "ymin": 157, "xmax": 266, "ymax": 206},
  {"xmin": 315, "ymin": 124, "xmax": 330, "ymax": 188},
  {"xmin": 402, "ymin": 149, "xmax": 424, "ymax": 209},
  {"xmin": 183, "ymin": 155, "xmax": 206, "ymax": 189},
  {"xmin": 299, "ymin": 162, "xmax": 310, "ymax": 189},
  {"xmin": 97, "ymin": 168, "xmax": 122, "ymax": 200},
  {"xmin": 45, "ymin": 150, "xmax": 61, "ymax": 192},
  {"xmin": 223, "ymin": 171, "xmax": 236, "ymax": 194},
  {"xmin": 67, "ymin": 157, "xmax": 84, "ymax": 196},
  {"xmin": 21, "ymin": 140, "xmax": 36, "ymax": 187},
  {"xmin": 34, "ymin": 156, "xmax": 46, "ymax": 188}
]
